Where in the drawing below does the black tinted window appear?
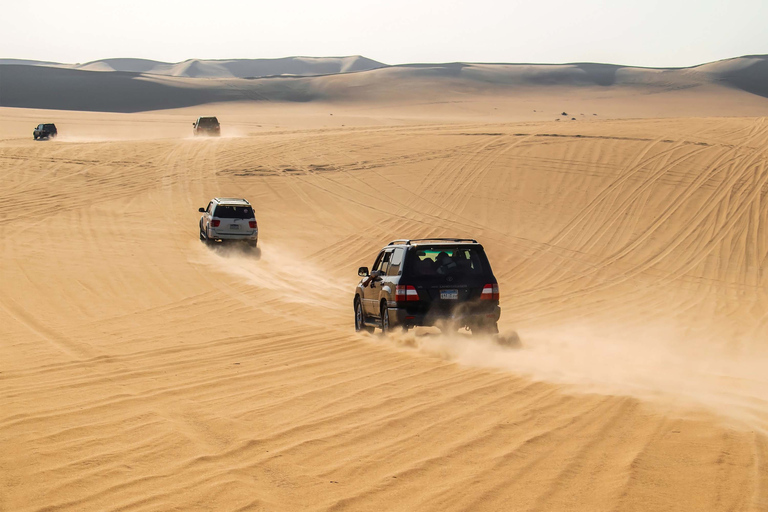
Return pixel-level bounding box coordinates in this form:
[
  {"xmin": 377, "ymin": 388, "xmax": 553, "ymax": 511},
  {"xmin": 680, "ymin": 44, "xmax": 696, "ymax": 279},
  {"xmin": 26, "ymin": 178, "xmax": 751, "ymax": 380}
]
[
  {"xmin": 198, "ymin": 117, "xmax": 219, "ymax": 126},
  {"xmin": 406, "ymin": 247, "xmax": 487, "ymax": 277},
  {"xmin": 43, "ymin": 124, "xmax": 56, "ymax": 130},
  {"xmin": 214, "ymin": 205, "xmax": 254, "ymax": 218}
]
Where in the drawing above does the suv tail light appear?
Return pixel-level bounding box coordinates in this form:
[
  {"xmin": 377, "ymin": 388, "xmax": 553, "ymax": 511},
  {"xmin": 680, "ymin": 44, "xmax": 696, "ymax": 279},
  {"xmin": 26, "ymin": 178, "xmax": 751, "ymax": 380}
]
[
  {"xmin": 396, "ymin": 285, "xmax": 419, "ymax": 302},
  {"xmin": 249, "ymin": 221, "xmax": 257, "ymax": 229},
  {"xmin": 481, "ymin": 284, "xmax": 499, "ymax": 301},
  {"xmin": 211, "ymin": 219, "xmax": 220, "ymax": 227}
]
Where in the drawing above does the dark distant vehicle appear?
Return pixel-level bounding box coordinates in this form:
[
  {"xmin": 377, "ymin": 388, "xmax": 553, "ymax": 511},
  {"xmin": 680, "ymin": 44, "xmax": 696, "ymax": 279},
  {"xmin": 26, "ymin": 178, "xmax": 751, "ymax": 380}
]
[
  {"xmin": 33, "ymin": 123, "xmax": 57, "ymax": 140},
  {"xmin": 354, "ymin": 238, "xmax": 501, "ymax": 335},
  {"xmin": 192, "ymin": 116, "xmax": 220, "ymax": 137}
]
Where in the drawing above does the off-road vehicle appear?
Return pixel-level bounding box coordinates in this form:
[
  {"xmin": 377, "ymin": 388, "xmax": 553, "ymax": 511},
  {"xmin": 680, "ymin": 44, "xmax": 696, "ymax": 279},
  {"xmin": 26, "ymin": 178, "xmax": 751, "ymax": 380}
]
[
  {"xmin": 199, "ymin": 198, "xmax": 258, "ymax": 246},
  {"xmin": 33, "ymin": 123, "xmax": 57, "ymax": 140},
  {"xmin": 354, "ymin": 239, "xmax": 500, "ymax": 335},
  {"xmin": 192, "ymin": 116, "xmax": 220, "ymax": 136}
]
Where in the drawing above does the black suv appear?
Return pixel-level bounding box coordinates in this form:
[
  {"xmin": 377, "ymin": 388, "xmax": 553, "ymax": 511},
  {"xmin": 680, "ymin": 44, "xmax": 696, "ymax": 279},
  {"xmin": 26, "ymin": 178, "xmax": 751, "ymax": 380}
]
[
  {"xmin": 33, "ymin": 123, "xmax": 57, "ymax": 140},
  {"xmin": 192, "ymin": 116, "xmax": 220, "ymax": 136},
  {"xmin": 354, "ymin": 239, "xmax": 501, "ymax": 335}
]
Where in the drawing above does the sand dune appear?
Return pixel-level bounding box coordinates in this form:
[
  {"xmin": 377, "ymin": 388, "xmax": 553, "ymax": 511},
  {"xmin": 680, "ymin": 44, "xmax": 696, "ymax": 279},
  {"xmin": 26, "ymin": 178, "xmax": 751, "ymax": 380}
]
[
  {"xmin": 1, "ymin": 98, "xmax": 768, "ymax": 510},
  {"xmin": 0, "ymin": 55, "xmax": 385, "ymax": 78},
  {"xmin": 2, "ymin": 55, "xmax": 768, "ymax": 115}
]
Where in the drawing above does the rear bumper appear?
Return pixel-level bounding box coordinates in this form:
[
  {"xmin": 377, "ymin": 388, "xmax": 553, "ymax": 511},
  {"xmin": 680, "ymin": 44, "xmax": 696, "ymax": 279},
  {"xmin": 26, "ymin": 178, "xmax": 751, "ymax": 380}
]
[
  {"xmin": 389, "ymin": 304, "xmax": 500, "ymax": 328},
  {"xmin": 209, "ymin": 230, "xmax": 258, "ymax": 242}
]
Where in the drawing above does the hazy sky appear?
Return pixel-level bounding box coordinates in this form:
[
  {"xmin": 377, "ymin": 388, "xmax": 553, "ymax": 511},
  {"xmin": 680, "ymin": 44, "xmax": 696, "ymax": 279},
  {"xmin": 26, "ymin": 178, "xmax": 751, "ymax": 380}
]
[{"xmin": 2, "ymin": 0, "xmax": 766, "ymax": 67}]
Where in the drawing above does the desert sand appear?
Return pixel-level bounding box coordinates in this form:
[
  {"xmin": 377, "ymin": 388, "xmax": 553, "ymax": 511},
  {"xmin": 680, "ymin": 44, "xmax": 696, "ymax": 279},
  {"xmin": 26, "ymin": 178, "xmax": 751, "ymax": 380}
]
[{"xmin": 2, "ymin": 58, "xmax": 768, "ymax": 511}]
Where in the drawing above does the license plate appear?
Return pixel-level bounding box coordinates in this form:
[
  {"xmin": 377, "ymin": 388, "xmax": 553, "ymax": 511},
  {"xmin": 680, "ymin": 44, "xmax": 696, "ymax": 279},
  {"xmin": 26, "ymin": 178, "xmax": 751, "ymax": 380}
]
[
  {"xmin": 440, "ymin": 289, "xmax": 458, "ymax": 300},
  {"xmin": 229, "ymin": 224, "xmax": 240, "ymax": 229}
]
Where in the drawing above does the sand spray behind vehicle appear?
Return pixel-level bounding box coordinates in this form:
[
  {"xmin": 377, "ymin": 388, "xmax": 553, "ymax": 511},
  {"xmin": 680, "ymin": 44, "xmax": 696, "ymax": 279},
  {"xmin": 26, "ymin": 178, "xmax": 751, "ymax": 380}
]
[
  {"xmin": 195, "ymin": 240, "xmax": 348, "ymax": 312},
  {"xmin": 375, "ymin": 322, "xmax": 768, "ymax": 433},
  {"xmin": 194, "ymin": 241, "xmax": 768, "ymax": 432}
]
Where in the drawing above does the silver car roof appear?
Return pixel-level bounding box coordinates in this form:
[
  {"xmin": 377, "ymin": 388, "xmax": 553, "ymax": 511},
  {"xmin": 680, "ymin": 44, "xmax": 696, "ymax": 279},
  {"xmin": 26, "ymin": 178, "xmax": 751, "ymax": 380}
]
[{"xmin": 213, "ymin": 198, "xmax": 251, "ymax": 206}]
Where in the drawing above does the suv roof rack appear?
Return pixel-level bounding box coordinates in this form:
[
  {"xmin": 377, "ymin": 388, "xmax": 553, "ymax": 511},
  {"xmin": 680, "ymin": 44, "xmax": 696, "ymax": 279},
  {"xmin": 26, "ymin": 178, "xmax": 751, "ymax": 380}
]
[
  {"xmin": 388, "ymin": 238, "xmax": 479, "ymax": 246},
  {"xmin": 214, "ymin": 197, "xmax": 250, "ymax": 204}
]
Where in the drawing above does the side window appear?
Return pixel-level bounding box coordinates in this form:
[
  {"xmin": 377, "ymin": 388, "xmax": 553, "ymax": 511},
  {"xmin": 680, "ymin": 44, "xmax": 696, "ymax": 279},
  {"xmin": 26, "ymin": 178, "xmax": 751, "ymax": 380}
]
[
  {"xmin": 371, "ymin": 252, "xmax": 384, "ymax": 273},
  {"xmin": 377, "ymin": 251, "xmax": 392, "ymax": 275},
  {"xmin": 387, "ymin": 248, "xmax": 404, "ymax": 276},
  {"xmin": 207, "ymin": 202, "xmax": 214, "ymax": 214}
]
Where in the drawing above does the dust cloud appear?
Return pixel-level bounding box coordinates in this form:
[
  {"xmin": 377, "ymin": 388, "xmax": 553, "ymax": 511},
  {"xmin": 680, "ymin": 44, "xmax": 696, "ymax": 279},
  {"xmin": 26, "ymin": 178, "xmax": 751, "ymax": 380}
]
[
  {"xmin": 376, "ymin": 324, "xmax": 768, "ymax": 432},
  {"xmin": 194, "ymin": 241, "xmax": 348, "ymax": 312}
]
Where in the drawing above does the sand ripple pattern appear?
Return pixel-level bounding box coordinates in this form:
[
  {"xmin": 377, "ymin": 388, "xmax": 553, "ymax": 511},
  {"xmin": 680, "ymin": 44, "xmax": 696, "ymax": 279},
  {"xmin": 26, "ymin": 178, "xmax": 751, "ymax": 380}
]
[{"xmin": 1, "ymin": 117, "xmax": 768, "ymax": 511}]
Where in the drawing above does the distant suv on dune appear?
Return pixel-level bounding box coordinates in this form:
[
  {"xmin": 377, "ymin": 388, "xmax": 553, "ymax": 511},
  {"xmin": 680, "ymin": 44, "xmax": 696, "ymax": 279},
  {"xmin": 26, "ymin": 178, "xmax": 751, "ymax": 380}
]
[
  {"xmin": 192, "ymin": 116, "xmax": 220, "ymax": 136},
  {"xmin": 354, "ymin": 239, "xmax": 500, "ymax": 335},
  {"xmin": 199, "ymin": 198, "xmax": 258, "ymax": 246},
  {"xmin": 33, "ymin": 123, "xmax": 57, "ymax": 140}
]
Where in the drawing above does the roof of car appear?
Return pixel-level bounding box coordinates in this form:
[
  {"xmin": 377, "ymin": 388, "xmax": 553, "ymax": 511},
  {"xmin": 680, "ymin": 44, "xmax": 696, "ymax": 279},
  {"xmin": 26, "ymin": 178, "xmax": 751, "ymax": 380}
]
[
  {"xmin": 213, "ymin": 198, "xmax": 250, "ymax": 206},
  {"xmin": 387, "ymin": 238, "xmax": 480, "ymax": 247}
]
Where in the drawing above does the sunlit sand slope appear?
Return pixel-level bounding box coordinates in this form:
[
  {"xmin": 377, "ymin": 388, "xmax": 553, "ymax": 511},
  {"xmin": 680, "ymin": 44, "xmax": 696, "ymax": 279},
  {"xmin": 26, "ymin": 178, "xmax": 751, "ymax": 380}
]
[{"xmin": 1, "ymin": 115, "xmax": 768, "ymax": 511}]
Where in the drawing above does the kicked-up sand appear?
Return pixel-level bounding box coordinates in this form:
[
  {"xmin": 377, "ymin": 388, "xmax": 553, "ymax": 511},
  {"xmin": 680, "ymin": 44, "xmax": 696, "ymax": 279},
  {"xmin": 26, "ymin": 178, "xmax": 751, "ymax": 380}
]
[{"xmin": 1, "ymin": 97, "xmax": 768, "ymax": 511}]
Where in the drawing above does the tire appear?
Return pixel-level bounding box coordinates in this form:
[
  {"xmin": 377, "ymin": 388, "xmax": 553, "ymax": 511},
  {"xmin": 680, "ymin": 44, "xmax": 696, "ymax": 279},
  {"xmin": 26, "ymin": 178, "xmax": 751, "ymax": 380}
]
[
  {"xmin": 354, "ymin": 298, "xmax": 373, "ymax": 333},
  {"xmin": 380, "ymin": 303, "xmax": 391, "ymax": 334},
  {"xmin": 204, "ymin": 227, "xmax": 215, "ymax": 246}
]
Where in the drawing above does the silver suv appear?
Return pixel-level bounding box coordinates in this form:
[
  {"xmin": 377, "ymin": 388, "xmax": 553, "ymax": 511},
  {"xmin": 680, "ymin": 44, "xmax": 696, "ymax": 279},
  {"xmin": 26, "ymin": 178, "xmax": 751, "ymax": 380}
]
[{"xmin": 199, "ymin": 198, "xmax": 258, "ymax": 246}]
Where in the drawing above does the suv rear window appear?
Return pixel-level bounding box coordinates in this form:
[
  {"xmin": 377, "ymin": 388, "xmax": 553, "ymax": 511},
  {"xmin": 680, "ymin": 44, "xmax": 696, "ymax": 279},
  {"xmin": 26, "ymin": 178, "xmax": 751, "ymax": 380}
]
[
  {"xmin": 405, "ymin": 246, "xmax": 488, "ymax": 278},
  {"xmin": 198, "ymin": 117, "xmax": 219, "ymax": 126},
  {"xmin": 43, "ymin": 124, "xmax": 56, "ymax": 130},
  {"xmin": 214, "ymin": 205, "xmax": 254, "ymax": 218}
]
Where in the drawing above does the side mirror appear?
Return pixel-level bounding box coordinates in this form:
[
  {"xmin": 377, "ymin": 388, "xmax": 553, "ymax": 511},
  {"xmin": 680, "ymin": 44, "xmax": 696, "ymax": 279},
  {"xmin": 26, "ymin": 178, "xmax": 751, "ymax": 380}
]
[
  {"xmin": 358, "ymin": 267, "xmax": 369, "ymax": 277},
  {"xmin": 198, "ymin": 207, "xmax": 206, "ymax": 213},
  {"xmin": 192, "ymin": 122, "xmax": 196, "ymax": 126}
]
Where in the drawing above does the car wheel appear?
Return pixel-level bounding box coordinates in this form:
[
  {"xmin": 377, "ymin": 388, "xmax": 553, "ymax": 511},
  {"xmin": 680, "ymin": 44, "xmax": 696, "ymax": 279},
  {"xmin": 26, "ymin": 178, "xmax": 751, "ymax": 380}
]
[
  {"xmin": 380, "ymin": 303, "xmax": 391, "ymax": 334},
  {"xmin": 354, "ymin": 298, "xmax": 373, "ymax": 333},
  {"xmin": 204, "ymin": 227, "xmax": 215, "ymax": 246}
]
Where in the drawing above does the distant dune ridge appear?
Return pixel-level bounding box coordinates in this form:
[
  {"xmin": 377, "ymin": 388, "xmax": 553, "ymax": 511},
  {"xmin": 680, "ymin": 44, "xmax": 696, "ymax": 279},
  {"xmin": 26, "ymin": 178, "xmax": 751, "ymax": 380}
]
[
  {"xmin": 1, "ymin": 54, "xmax": 767, "ymax": 112},
  {"xmin": 0, "ymin": 56, "xmax": 386, "ymax": 78}
]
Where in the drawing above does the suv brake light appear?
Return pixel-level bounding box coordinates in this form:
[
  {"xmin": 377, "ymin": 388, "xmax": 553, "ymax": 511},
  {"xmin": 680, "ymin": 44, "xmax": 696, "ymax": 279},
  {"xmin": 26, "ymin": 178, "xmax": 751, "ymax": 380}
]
[
  {"xmin": 396, "ymin": 285, "xmax": 419, "ymax": 302},
  {"xmin": 211, "ymin": 219, "xmax": 220, "ymax": 227},
  {"xmin": 249, "ymin": 221, "xmax": 257, "ymax": 229},
  {"xmin": 481, "ymin": 284, "xmax": 499, "ymax": 301}
]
